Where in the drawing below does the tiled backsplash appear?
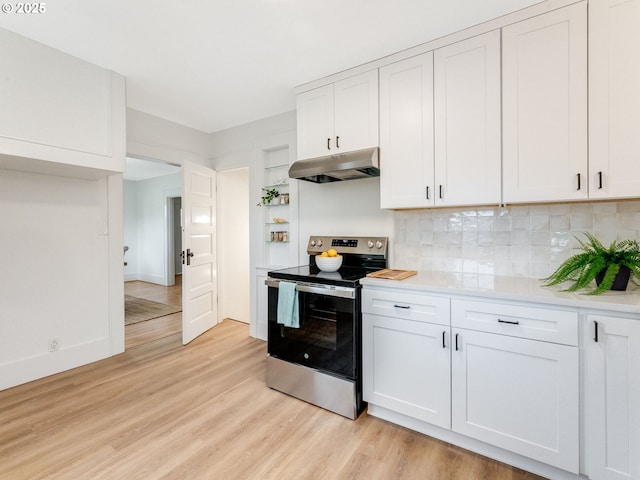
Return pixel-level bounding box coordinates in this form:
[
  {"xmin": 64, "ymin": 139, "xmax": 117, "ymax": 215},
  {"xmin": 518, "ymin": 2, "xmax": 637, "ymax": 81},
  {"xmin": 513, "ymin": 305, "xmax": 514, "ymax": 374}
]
[{"xmin": 392, "ymin": 201, "xmax": 640, "ymax": 278}]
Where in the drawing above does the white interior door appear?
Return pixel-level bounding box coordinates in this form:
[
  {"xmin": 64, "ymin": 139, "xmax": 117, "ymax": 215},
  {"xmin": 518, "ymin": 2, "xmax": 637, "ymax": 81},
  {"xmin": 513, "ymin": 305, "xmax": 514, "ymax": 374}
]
[{"xmin": 182, "ymin": 161, "xmax": 217, "ymax": 344}]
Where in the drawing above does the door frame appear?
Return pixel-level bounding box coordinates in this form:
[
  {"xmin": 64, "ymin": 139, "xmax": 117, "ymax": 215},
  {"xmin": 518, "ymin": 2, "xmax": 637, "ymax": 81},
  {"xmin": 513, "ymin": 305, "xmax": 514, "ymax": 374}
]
[{"xmin": 163, "ymin": 188, "xmax": 181, "ymax": 286}]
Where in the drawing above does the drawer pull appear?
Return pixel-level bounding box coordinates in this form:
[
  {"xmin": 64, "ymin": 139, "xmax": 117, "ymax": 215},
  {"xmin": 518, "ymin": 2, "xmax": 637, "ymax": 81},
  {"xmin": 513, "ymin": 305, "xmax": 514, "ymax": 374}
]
[
  {"xmin": 442, "ymin": 331, "xmax": 446, "ymax": 349},
  {"xmin": 394, "ymin": 304, "xmax": 411, "ymax": 309},
  {"xmin": 455, "ymin": 333, "xmax": 460, "ymax": 351},
  {"xmin": 497, "ymin": 318, "xmax": 520, "ymax": 325},
  {"xmin": 594, "ymin": 320, "xmax": 599, "ymax": 343}
]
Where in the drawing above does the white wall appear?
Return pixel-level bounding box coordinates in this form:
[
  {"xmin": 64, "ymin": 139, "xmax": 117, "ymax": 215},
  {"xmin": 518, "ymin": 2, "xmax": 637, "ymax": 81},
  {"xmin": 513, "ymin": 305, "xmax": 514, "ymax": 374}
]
[
  {"xmin": 0, "ymin": 36, "xmax": 214, "ymax": 391},
  {"xmin": 0, "ymin": 170, "xmax": 117, "ymax": 390},
  {"xmin": 127, "ymin": 108, "xmax": 211, "ymax": 167},
  {"xmin": 210, "ymin": 111, "xmax": 297, "ymax": 168},
  {"xmin": 123, "ymin": 173, "xmax": 182, "ymax": 285},
  {"xmin": 297, "ymin": 177, "xmax": 394, "ymax": 260}
]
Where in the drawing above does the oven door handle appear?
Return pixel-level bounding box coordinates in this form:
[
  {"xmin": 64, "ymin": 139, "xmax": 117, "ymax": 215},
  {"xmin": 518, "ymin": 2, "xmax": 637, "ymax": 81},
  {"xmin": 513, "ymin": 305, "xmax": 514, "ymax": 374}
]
[{"xmin": 265, "ymin": 278, "xmax": 356, "ymax": 299}]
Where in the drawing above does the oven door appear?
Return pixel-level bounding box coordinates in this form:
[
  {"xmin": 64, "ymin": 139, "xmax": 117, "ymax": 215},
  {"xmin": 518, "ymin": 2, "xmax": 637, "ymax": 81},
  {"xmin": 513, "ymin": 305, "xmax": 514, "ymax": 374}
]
[{"xmin": 266, "ymin": 279, "xmax": 360, "ymax": 380}]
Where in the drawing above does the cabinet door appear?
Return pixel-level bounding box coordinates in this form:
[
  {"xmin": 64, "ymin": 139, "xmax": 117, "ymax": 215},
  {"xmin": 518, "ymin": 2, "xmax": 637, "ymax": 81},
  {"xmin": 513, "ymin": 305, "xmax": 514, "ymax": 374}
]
[
  {"xmin": 363, "ymin": 313, "xmax": 450, "ymax": 428},
  {"xmin": 589, "ymin": 0, "xmax": 640, "ymax": 199},
  {"xmin": 586, "ymin": 315, "xmax": 640, "ymax": 480},
  {"xmin": 434, "ymin": 30, "xmax": 501, "ymax": 207},
  {"xmin": 502, "ymin": 3, "xmax": 587, "ymax": 203},
  {"xmin": 451, "ymin": 329, "xmax": 579, "ymax": 473},
  {"xmin": 333, "ymin": 70, "xmax": 379, "ymax": 154},
  {"xmin": 296, "ymin": 84, "xmax": 334, "ymax": 160},
  {"xmin": 379, "ymin": 53, "xmax": 435, "ymax": 209}
]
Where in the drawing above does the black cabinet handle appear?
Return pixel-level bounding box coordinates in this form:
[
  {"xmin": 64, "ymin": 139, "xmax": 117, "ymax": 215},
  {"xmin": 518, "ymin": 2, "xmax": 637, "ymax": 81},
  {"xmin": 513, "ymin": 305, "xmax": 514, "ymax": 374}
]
[
  {"xmin": 394, "ymin": 304, "xmax": 410, "ymax": 309},
  {"xmin": 439, "ymin": 185, "xmax": 444, "ymax": 199},
  {"xmin": 455, "ymin": 333, "xmax": 459, "ymax": 351},
  {"xmin": 442, "ymin": 331, "xmax": 446, "ymax": 349},
  {"xmin": 336, "ymin": 136, "xmax": 340, "ymax": 149},
  {"xmin": 498, "ymin": 318, "xmax": 520, "ymax": 325},
  {"xmin": 327, "ymin": 138, "xmax": 331, "ymax": 150},
  {"xmin": 577, "ymin": 173, "xmax": 581, "ymax": 191},
  {"xmin": 425, "ymin": 186, "xmax": 430, "ymax": 200},
  {"xmin": 594, "ymin": 320, "xmax": 599, "ymax": 342},
  {"xmin": 598, "ymin": 171, "xmax": 603, "ymax": 189}
]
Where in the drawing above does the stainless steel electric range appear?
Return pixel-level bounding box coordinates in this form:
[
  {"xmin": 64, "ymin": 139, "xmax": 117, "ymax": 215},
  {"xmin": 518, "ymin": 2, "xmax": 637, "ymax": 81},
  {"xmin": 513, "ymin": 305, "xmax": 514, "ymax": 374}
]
[{"xmin": 265, "ymin": 236, "xmax": 388, "ymax": 419}]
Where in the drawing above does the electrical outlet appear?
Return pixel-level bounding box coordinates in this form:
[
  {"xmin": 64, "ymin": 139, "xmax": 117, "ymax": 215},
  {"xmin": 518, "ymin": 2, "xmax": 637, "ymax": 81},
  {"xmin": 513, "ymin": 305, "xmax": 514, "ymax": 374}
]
[{"xmin": 48, "ymin": 337, "xmax": 60, "ymax": 352}]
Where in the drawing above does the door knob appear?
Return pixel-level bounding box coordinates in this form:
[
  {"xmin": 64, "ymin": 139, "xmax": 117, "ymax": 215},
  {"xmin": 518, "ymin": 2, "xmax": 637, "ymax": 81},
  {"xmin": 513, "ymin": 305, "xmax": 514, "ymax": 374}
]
[{"xmin": 186, "ymin": 248, "xmax": 194, "ymax": 265}]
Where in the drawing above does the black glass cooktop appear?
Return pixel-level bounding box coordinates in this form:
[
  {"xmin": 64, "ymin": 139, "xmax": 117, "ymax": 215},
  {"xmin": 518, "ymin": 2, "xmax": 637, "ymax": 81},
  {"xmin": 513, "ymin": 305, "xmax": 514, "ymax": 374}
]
[{"xmin": 268, "ymin": 265, "xmax": 373, "ymax": 287}]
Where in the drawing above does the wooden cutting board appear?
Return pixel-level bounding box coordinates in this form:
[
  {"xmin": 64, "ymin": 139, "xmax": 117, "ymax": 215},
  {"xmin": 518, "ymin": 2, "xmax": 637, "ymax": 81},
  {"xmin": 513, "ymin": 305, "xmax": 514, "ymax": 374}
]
[{"xmin": 366, "ymin": 269, "xmax": 417, "ymax": 280}]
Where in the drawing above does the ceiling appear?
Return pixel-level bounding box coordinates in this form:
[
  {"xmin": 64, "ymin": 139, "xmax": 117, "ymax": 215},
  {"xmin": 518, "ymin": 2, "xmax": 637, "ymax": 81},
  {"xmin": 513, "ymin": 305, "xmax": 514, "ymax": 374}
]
[{"xmin": 0, "ymin": 0, "xmax": 542, "ymax": 134}]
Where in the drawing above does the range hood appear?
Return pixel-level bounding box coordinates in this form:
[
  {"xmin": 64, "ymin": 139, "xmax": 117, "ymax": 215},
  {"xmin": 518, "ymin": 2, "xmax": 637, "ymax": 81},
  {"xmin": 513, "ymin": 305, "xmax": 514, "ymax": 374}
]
[{"xmin": 288, "ymin": 147, "xmax": 380, "ymax": 183}]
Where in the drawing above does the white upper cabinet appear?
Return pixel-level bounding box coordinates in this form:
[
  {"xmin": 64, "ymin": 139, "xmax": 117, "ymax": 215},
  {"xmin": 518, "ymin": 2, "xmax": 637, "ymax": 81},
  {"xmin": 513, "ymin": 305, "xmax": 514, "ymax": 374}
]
[
  {"xmin": 333, "ymin": 71, "xmax": 379, "ymax": 154},
  {"xmin": 296, "ymin": 84, "xmax": 334, "ymax": 161},
  {"xmin": 502, "ymin": 3, "xmax": 588, "ymax": 204},
  {"xmin": 434, "ymin": 30, "xmax": 501, "ymax": 207},
  {"xmin": 296, "ymin": 70, "xmax": 378, "ymax": 161},
  {"xmin": 0, "ymin": 29, "xmax": 125, "ymax": 175},
  {"xmin": 379, "ymin": 53, "xmax": 435, "ymax": 209},
  {"xmin": 380, "ymin": 31, "xmax": 501, "ymax": 210},
  {"xmin": 589, "ymin": 0, "xmax": 640, "ymax": 200}
]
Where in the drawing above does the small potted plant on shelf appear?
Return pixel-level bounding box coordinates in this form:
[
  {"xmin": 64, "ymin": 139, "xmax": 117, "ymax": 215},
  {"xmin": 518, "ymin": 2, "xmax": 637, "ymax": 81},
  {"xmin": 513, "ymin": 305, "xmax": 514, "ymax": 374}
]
[
  {"xmin": 257, "ymin": 187, "xmax": 280, "ymax": 206},
  {"xmin": 542, "ymin": 232, "xmax": 640, "ymax": 295}
]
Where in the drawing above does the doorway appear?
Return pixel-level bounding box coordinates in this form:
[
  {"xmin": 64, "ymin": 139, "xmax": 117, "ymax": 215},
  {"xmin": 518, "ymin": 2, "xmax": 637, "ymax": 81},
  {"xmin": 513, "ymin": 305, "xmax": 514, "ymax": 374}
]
[
  {"xmin": 217, "ymin": 167, "xmax": 250, "ymax": 324},
  {"xmin": 123, "ymin": 157, "xmax": 183, "ymax": 347}
]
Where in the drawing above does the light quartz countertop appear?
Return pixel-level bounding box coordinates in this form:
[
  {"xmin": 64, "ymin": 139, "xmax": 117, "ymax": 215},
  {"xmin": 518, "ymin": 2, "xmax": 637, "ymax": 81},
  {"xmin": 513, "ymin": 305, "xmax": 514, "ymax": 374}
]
[{"xmin": 361, "ymin": 271, "xmax": 640, "ymax": 315}]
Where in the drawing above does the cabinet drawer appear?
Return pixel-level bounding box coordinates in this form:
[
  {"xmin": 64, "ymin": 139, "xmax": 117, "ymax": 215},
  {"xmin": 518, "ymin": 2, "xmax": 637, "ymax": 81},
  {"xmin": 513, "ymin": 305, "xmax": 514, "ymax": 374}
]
[
  {"xmin": 451, "ymin": 299, "xmax": 578, "ymax": 346},
  {"xmin": 362, "ymin": 288, "xmax": 450, "ymax": 326}
]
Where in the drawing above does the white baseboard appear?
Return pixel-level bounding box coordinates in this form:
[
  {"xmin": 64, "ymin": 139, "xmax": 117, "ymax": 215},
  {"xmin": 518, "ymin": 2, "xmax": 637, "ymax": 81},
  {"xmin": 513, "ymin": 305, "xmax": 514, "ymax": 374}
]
[{"xmin": 0, "ymin": 337, "xmax": 112, "ymax": 391}]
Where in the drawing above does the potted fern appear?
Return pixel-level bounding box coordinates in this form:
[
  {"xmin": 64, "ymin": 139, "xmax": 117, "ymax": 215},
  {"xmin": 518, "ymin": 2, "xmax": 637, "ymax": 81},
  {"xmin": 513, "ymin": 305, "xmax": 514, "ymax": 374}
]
[{"xmin": 542, "ymin": 233, "xmax": 640, "ymax": 295}]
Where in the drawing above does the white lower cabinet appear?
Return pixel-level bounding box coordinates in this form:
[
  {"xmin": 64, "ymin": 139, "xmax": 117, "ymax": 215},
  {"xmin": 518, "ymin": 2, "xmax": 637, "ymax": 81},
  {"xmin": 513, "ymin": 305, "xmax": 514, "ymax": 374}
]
[
  {"xmin": 362, "ymin": 289, "xmax": 451, "ymax": 428},
  {"xmin": 362, "ymin": 286, "xmax": 583, "ymax": 477},
  {"xmin": 363, "ymin": 314, "xmax": 451, "ymax": 428},
  {"xmin": 586, "ymin": 314, "xmax": 640, "ymax": 480},
  {"xmin": 451, "ymin": 328, "xmax": 579, "ymax": 473},
  {"xmin": 450, "ymin": 299, "xmax": 579, "ymax": 472}
]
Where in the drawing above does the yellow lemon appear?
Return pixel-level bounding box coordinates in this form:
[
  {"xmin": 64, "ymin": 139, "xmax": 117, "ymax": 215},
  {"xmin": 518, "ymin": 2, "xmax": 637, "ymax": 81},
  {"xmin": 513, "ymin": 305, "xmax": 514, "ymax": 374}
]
[
  {"xmin": 320, "ymin": 252, "xmax": 329, "ymax": 257},
  {"xmin": 327, "ymin": 248, "xmax": 338, "ymax": 257}
]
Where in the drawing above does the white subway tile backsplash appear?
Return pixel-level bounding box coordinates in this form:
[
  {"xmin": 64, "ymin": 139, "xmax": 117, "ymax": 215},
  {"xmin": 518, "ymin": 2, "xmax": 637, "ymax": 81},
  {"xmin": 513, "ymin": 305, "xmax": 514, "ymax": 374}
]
[{"xmin": 392, "ymin": 201, "xmax": 640, "ymax": 278}]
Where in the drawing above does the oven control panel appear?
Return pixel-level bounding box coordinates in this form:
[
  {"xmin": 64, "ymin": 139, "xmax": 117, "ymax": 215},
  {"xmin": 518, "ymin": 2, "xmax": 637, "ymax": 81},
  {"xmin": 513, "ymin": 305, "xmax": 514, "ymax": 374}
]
[
  {"xmin": 307, "ymin": 236, "xmax": 388, "ymax": 257},
  {"xmin": 331, "ymin": 239, "xmax": 358, "ymax": 248}
]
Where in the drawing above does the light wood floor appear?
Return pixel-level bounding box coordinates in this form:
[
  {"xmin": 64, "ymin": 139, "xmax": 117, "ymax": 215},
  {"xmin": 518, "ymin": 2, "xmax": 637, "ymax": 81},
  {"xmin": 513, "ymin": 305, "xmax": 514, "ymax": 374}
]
[
  {"xmin": 0, "ymin": 319, "xmax": 546, "ymax": 479},
  {"xmin": 125, "ymin": 277, "xmax": 182, "ymax": 349}
]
